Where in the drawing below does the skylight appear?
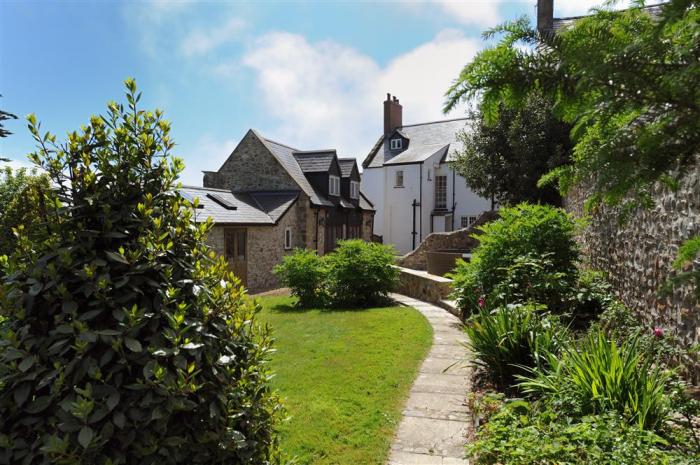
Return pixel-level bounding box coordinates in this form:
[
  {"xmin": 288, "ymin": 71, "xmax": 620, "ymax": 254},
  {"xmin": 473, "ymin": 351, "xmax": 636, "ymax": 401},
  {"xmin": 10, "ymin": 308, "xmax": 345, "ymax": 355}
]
[{"xmin": 206, "ymin": 193, "xmax": 237, "ymax": 210}]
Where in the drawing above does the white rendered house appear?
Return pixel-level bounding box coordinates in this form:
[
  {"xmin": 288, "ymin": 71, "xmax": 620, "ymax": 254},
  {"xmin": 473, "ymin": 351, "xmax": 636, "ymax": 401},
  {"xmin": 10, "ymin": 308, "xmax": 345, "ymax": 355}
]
[{"xmin": 362, "ymin": 94, "xmax": 491, "ymax": 255}]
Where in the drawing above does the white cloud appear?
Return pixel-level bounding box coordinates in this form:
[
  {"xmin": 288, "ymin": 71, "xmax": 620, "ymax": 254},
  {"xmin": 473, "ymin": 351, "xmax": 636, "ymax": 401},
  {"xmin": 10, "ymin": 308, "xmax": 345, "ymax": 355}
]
[
  {"xmin": 240, "ymin": 29, "xmax": 480, "ymax": 162},
  {"xmin": 433, "ymin": 1, "xmax": 503, "ymax": 27},
  {"xmin": 0, "ymin": 158, "xmax": 36, "ymax": 172},
  {"xmin": 181, "ymin": 17, "xmax": 246, "ymax": 57}
]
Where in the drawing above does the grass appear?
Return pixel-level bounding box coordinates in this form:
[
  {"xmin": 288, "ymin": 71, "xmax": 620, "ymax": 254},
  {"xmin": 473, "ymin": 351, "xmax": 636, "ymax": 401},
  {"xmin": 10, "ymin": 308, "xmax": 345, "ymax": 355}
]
[{"xmin": 256, "ymin": 295, "xmax": 433, "ymax": 465}]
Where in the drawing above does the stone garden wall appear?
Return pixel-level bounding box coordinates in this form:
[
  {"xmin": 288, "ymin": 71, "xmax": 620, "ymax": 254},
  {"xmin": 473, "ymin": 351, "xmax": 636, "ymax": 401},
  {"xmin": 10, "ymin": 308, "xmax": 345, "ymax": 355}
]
[
  {"xmin": 396, "ymin": 211, "xmax": 499, "ymax": 270},
  {"xmin": 565, "ymin": 161, "xmax": 700, "ymax": 346}
]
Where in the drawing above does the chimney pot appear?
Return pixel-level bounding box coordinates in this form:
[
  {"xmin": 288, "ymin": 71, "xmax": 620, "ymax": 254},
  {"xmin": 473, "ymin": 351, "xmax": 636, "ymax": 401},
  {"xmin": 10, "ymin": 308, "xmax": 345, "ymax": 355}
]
[{"xmin": 537, "ymin": 0, "xmax": 554, "ymax": 34}]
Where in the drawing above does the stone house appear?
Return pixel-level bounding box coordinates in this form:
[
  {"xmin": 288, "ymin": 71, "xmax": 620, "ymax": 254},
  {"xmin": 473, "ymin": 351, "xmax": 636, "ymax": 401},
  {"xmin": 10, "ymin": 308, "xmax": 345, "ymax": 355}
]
[
  {"xmin": 184, "ymin": 129, "xmax": 374, "ymax": 292},
  {"xmin": 362, "ymin": 94, "xmax": 491, "ymax": 255}
]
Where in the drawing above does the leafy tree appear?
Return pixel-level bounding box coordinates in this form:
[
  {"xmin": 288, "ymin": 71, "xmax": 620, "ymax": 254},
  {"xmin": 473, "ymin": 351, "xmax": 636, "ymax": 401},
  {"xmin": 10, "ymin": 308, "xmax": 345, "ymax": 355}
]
[
  {"xmin": 1, "ymin": 96, "xmax": 18, "ymax": 161},
  {"xmin": 450, "ymin": 92, "xmax": 571, "ymax": 206},
  {"xmin": 0, "ymin": 167, "xmax": 51, "ymax": 256},
  {"xmin": 0, "ymin": 79, "xmax": 281, "ymax": 464},
  {"xmin": 444, "ymin": 0, "xmax": 700, "ymax": 212}
]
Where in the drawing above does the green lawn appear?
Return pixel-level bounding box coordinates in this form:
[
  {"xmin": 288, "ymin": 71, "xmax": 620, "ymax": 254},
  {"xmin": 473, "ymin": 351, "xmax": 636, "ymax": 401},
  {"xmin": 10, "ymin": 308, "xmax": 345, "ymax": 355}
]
[{"xmin": 256, "ymin": 296, "xmax": 432, "ymax": 465}]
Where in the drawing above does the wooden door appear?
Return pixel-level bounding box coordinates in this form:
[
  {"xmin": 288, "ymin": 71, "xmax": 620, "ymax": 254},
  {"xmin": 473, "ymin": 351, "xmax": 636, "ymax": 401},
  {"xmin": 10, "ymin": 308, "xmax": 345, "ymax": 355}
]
[{"xmin": 224, "ymin": 228, "xmax": 247, "ymax": 286}]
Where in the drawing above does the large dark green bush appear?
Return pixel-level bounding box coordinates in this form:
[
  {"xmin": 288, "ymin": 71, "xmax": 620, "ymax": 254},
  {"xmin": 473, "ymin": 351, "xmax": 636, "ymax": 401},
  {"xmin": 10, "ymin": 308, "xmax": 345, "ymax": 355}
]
[
  {"xmin": 451, "ymin": 203, "xmax": 580, "ymax": 312},
  {"xmin": 0, "ymin": 80, "xmax": 281, "ymax": 464},
  {"xmin": 325, "ymin": 240, "xmax": 398, "ymax": 308},
  {"xmin": 465, "ymin": 303, "xmax": 568, "ymax": 390},
  {"xmin": 273, "ymin": 248, "xmax": 327, "ymax": 307}
]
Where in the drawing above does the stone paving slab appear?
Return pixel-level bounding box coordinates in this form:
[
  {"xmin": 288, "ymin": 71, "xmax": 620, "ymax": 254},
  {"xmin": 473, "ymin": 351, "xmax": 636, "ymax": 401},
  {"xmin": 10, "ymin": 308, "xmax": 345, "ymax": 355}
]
[{"xmin": 387, "ymin": 293, "xmax": 471, "ymax": 465}]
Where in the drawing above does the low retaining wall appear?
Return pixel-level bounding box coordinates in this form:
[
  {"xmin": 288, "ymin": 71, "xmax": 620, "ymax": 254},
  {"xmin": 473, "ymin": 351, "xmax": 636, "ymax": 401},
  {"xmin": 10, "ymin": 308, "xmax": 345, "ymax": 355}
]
[
  {"xmin": 396, "ymin": 211, "xmax": 498, "ymax": 270},
  {"xmin": 394, "ymin": 265, "xmax": 453, "ymax": 309}
]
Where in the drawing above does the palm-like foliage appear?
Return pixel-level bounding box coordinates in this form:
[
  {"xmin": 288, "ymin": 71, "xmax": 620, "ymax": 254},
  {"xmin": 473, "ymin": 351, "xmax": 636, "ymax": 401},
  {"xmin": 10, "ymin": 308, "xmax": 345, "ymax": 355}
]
[{"xmin": 445, "ymin": 0, "xmax": 700, "ymax": 211}]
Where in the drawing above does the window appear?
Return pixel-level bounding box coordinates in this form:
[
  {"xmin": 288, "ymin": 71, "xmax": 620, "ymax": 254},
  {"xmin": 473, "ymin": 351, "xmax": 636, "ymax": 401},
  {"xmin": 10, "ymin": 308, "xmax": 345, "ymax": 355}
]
[
  {"xmin": 350, "ymin": 181, "xmax": 359, "ymax": 199},
  {"xmin": 329, "ymin": 175, "xmax": 340, "ymax": 196},
  {"xmin": 460, "ymin": 215, "xmax": 478, "ymax": 228},
  {"xmin": 225, "ymin": 229, "xmax": 246, "ymax": 261},
  {"xmin": 427, "ymin": 168, "xmax": 432, "ymax": 181},
  {"xmin": 390, "ymin": 138, "xmax": 402, "ymax": 150},
  {"xmin": 435, "ymin": 175, "xmax": 447, "ymax": 209},
  {"xmin": 284, "ymin": 227, "xmax": 292, "ymax": 250},
  {"xmin": 395, "ymin": 170, "xmax": 404, "ymax": 188}
]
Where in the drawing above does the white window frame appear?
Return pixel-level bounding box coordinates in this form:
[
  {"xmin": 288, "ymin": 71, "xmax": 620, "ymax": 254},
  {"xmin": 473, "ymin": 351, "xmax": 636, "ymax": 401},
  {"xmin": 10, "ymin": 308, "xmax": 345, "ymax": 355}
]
[
  {"xmin": 435, "ymin": 175, "xmax": 447, "ymax": 209},
  {"xmin": 395, "ymin": 170, "xmax": 404, "ymax": 188},
  {"xmin": 390, "ymin": 138, "xmax": 402, "ymax": 150},
  {"xmin": 329, "ymin": 175, "xmax": 340, "ymax": 196},
  {"xmin": 284, "ymin": 227, "xmax": 292, "ymax": 250},
  {"xmin": 460, "ymin": 215, "xmax": 479, "ymax": 228},
  {"xmin": 350, "ymin": 180, "xmax": 359, "ymax": 199}
]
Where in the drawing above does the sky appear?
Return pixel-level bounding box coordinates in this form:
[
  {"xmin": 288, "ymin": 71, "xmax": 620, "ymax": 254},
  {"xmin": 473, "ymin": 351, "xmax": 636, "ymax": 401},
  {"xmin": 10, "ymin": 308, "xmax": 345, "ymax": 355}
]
[{"xmin": 1, "ymin": 0, "xmax": 637, "ymax": 186}]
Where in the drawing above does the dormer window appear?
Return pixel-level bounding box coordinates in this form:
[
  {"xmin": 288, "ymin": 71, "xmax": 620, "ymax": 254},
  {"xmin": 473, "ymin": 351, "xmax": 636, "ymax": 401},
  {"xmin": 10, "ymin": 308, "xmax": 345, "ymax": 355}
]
[
  {"xmin": 390, "ymin": 138, "xmax": 403, "ymax": 150},
  {"xmin": 329, "ymin": 175, "xmax": 340, "ymax": 196},
  {"xmin": 350, "ymin": 181, "xmax": 359, "ymax": 199}
]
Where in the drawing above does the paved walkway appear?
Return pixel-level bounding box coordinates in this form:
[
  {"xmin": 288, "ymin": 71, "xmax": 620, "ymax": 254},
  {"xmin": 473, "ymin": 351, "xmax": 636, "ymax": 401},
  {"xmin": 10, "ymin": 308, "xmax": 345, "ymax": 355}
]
[{"xmin": 387, "ymin": 294, "xmax": 471, "ymax": 465}]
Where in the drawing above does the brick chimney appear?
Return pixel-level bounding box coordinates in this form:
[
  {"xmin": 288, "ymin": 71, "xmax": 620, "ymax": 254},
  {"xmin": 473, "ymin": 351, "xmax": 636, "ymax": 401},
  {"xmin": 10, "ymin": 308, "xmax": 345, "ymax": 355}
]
[
  {"xmin": 537, "ymin": 0, "xmax": 553, "ymax": 34},
  {"xmin": 383, "ymin": 93, "xmax": 403, "ymax": 135}
]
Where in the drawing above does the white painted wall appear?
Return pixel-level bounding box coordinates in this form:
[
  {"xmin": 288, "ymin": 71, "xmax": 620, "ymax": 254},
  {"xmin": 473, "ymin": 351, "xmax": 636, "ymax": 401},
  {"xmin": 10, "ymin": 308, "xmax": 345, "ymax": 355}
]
[{"xmin": 364, "ymin": 158, "xmax": 491, "ymax": 255}]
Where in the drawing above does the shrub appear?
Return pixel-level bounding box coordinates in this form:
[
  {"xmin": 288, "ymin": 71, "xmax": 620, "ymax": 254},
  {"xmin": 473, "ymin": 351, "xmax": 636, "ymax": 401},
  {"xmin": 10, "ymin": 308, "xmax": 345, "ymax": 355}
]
[
  {"xmin": 325, "ymin": 239, "xmax": 398, "ymax": 308},
  {"xmin": 467, "ymin": 400, "xmax": 691, "ymax": 465},
  {"xmin": 0, "ymin": 80, "xmax": 281, "ymax": 464},
  {"xmin": 0, "ymin": 166, "xmax": 51, "ymax": 256},
  {"xmin": 519, "ymin": 329, "xmax": 671, "ymax": 430},
  {"xmin": 452, "ymin": 203, "xmax": 580, "ymax": 312},
  {"xmin": 465, "ymin": 303, "xmax": 569, "ymax": 390},
  {"xmin": 273, "ymin": 248, "xmax": 327, "ymax": 307}
]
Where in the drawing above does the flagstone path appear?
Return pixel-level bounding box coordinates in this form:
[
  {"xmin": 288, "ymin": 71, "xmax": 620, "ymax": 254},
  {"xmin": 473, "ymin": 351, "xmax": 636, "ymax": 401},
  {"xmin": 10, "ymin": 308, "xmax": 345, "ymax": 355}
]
[{"xmin": 387, "ymin": 294, "xmax": 471, "ymax": 465}]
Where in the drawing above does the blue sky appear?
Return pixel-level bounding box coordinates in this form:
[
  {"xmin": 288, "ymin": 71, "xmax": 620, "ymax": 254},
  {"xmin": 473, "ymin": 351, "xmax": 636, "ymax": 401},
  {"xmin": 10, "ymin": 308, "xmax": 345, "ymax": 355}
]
[{"xmin": 1, "ymin": 0, "xmax": 627, "ymax": 185}]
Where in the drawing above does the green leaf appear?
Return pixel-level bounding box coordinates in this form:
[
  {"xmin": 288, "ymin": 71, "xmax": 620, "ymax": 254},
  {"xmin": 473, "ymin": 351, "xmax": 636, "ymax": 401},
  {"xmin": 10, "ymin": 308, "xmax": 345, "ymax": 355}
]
[
  {"xmin": 78, "ymin": 426, "xmax": 94, "ymax": 449},
  {"xmin": 18, "ymin": 356, "xmax": 35, "ymax": 372},
  {"xmin": 105, "ymin": 251, "xmax": 129, "ymax": 265},
  {"xmin": 25, "ymin": 396, "xmax": 52, "ymax": 414},
  {"xmin": 124, "ymin": 338, "xmax": 142, "ymax": 352},
  {"xmin": 14, "ymin": 383, "xmax": 31, "ymax": 407}
]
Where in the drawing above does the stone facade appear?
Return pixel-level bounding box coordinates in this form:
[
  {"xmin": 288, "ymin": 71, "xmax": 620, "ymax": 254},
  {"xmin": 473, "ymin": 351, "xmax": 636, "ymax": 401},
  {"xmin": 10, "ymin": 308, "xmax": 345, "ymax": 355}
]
[
  {"xmin": 565, "ymin": 161, "xmax": 699, "ymax": 346},
  {"xmin": 396, "ymin": 211, "xmax": 498, "ymax": 270},
  {"xmin": 205, "ymin": 198, "xmax": 307, "ymax": 293},
  {"xmin": 203, "ymin": 131, "xmax": 298, "ymax": 191}
]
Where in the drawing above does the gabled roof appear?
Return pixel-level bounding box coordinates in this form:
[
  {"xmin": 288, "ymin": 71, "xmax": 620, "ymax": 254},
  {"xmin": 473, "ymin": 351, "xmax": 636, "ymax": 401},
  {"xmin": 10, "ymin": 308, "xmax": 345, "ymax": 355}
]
[
  {"xmin": 181, "ymin": 185, "xmax": 298, "ymax": 225},
  {"xmin": 362, "ymin": 118, "xmax": 468, "ymax": 169},
  {"xmin": 253, "ymin": 131, "xmax": 334, "ymax": 207},
  {"xmin": 293, "ymin": 150, "xmax": 338, "ymax": 173},
  {"xmin": 338, "ymin": 158, "xmax": 359, "ymax": 178},
  {"xmin": 359, "ymin": 191, "xmax": 374, "ymax": 211}
]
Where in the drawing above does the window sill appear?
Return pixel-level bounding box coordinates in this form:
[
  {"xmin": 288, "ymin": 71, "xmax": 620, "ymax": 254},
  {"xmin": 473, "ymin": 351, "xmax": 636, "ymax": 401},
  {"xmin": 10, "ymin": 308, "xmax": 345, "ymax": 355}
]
[{"xmin": 394, "ymin": 185, "xmax": 404, "ymax": 188}]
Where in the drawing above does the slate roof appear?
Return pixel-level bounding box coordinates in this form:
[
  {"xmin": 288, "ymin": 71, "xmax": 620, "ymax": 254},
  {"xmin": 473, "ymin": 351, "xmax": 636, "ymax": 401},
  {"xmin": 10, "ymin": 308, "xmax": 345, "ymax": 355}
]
[
  {"xmin": 293, "ymin": 150, "xmax": 337, "ymax": 173},
  {"xmin": 254, "ymin": 132, "xmax": 335, "ymax": 207},
  {"xmin": 362, "ymin": 118, "xmax": 468, "ymax": 169},
  {"xmin": 181, "ymin": 185, "xmax": 299, "ymax": 225},
  {"xmin": 552, "ymin": 3, "xmax": 665, "ymax": 31},
  {"xmin": 338, "ymin": 158, "xmax": 357, "ymax": 177},
  {"xmin": 359, "ymin": 192, "xmax": 374, "ymax": 211}
]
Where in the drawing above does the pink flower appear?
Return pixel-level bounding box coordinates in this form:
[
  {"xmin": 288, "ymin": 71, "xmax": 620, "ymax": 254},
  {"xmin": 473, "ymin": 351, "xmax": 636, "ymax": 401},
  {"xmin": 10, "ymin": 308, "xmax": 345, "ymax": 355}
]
[
  {"xmin": 478, "ymin": 296, "xmax": 486, "ymax": 308},
  {"xmin": 653, "ymin": 327, "xmax": 664, "ymax": 338}
]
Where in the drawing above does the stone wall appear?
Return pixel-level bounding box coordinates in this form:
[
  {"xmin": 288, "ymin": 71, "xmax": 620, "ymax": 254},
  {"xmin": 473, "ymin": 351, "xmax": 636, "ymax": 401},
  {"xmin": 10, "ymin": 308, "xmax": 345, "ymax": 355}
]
[
  {"xmin": 203, "ymin": 130, "xmax": 298, "ymax": 191},
  {"xmin": 396, "ymin": 211, "xmax": 499, "ymax": 270},
  {"xmin": 565, "ymin": 162, "xmax": 700, "ymax": 346},
  {"xmin": 205, "ymin": 198, "xmax": 307, "ymax": 293},
  {"xmin": 393, "ymin": 266, "xmax": 453, "ymax": 308}
]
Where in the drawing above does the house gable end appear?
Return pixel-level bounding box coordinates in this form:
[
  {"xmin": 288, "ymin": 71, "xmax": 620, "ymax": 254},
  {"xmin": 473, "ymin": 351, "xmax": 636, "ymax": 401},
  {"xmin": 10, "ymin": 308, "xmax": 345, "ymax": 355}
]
[{"xmin": 203, "ymin": 129, "xmax": 301, "ymax": 192}]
